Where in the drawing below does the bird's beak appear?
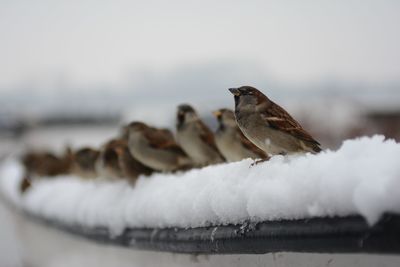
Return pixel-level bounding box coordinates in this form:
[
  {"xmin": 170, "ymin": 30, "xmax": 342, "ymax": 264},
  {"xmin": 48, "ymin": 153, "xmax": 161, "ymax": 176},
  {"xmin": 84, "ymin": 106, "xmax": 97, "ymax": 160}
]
[
  {"xmin": 229, "ymin": 88, "xmax": 240, "ymax": 96},
  {"xmin": 212, "ymin": 110, "xmax": 222, "ymax": 118}
]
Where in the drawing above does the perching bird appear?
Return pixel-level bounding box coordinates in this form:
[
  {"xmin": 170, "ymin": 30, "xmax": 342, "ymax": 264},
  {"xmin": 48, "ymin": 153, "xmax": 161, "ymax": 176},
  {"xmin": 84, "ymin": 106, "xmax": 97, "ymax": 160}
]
[
  {"xmin": 97, "ymin": 139, "xmax": 126, "ymax": 179},
  {"xmin": 20, "ymin": 148, "xmax": 72, "ymax": 193},
  {"xmin": 21, "ymin": 147, "xmax": 72, "ymax": 177},
  {"xmin": 117, "ymin": 143, "xmax": 154, "ymax": 180},
  {"xmin": 176, "ymin": 104, "xmax": 224, "ymax": 166},
  {"xmin": 71, "ymin": 147, "xmax": 100, "ymax": 178},
  {"xmin": 213, "ymin": 108, "xmax": 268, "ymax": 162},
  {"xmin": 97, "ymin": 137, "xmax": 153, "ymax": 181},
  {"xmin": 127, "ymin": 121, "xmax": 192, "ymax": 172},
  {"xmin": 229, "ymin": 86, "xmax": 321, "ymax": 157}
]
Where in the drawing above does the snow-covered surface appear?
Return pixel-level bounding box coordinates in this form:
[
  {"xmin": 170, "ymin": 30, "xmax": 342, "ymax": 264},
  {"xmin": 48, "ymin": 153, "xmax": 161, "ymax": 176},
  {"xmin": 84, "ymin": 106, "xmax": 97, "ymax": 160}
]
[{"xmin": 1, "ymin": 135, "xmax": 400, "ymax": 235}]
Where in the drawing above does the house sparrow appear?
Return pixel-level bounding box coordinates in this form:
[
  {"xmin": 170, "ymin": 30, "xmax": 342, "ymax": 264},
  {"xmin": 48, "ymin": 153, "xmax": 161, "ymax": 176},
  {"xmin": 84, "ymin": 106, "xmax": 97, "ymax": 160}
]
[
  {"xmin": 20, "ymin": 148, "xmax": 72, "ymax": 193},
  {"xmin": 176, "ymin": 104, "xmax": 225, "ymax": 166},
  {"xmin": 116, "ymin": 125, "xmax": 154, "ymax": 178},
  {"xmin": 97, "ymin": 137, "xmax": 153, "ymax": 181},
  {"xmin": 213, "ymin": 108, "xmax": 268, "ymax": 162},
  {"xmin": 21, "ymin": 147, "xmax": 72, "ymax": 177},
  {"xmin": 127, "ymin": 121, "xmax": 192, "ymax": 172},
  {"xmin": 71, "ymin": 147, "xmax": 100, "ymax": 178},
  {"xmin": 229, "ymin": 86, "xmax": 321, "ymax": 157},
  {"xmin": 96, "ymin": 139, "xmax": 125, "ymax": 179},
  {"xmin": 117, "ymin": 143, "xmax": 154, "ymax": 181}
]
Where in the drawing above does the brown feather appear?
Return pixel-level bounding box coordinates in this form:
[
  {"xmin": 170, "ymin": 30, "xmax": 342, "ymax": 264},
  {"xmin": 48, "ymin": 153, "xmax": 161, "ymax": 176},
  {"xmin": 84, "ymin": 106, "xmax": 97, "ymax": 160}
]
[
  {"xmin": 261, "ymin": 101, "xmax": 321, "ymax": 146},
  {"xmin": 238, "ymin": 130, "xmax": 269, "ymax": 158},
  {"xmin": 103, "ymin": 138, "xmax": 153, "ymax": 179},
  {"xmin": 116, "ymin": 146, "xmax": 153, "ymax": 179},
  {"xmin": 143, "ymin": 127, "xmax": 188, "ymax": 156},
  {"xmin": 197, "ymin": 120, "xmax": 223, "ymax": 155}
]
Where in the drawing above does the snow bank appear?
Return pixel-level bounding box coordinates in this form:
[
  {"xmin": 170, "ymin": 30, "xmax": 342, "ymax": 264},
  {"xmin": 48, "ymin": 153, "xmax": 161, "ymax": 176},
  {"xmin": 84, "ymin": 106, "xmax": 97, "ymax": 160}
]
[
  {"xmin": 1, "ymin": 135, "xmax": 400, "ymax": 234},
  {"xmin": 0, "ymin": 159, "xmax": 24, "ymax": 205}
]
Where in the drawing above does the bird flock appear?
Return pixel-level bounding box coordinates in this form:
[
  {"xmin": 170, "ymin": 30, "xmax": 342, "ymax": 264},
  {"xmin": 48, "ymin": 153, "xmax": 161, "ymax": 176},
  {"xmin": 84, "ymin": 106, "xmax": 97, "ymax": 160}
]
[{"xmin": 20, "ymin": 86, "xmax": 321, "ymax": 193}]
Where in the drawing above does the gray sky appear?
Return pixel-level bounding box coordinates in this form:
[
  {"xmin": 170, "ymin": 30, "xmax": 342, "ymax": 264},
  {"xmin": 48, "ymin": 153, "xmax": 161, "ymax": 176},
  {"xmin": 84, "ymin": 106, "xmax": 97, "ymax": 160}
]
[{"xmin": 0, "ymin": 0, "xmax": 399, "ymax": 92}]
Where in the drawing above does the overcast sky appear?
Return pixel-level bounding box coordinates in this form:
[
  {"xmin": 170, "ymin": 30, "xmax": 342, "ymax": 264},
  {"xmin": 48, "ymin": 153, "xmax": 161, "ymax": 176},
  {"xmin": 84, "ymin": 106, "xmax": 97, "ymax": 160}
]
[{"xmin": 0, "ymin": 0, "xmax": 399, "ymax": 92}]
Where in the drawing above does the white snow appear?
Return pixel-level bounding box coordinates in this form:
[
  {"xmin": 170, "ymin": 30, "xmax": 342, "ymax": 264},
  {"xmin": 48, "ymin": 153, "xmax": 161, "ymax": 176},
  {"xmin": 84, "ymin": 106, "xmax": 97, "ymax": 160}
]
[
  {"xmin": 1, "ymin": 135, "xmax": 400, "ymax": 234},
  {"xmin": 0, "ymin": 159, "xmax": 23, "ymax": 205}
]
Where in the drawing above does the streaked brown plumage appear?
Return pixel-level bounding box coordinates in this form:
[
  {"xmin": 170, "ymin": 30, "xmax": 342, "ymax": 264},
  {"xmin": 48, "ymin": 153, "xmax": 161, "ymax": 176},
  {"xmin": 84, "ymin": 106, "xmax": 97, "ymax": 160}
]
[
  {"xmin": 118, "ymin": 144, "xmax": 154, "ymax": 180},
  {"xmin": 97, "ymin": 139, "xmax": 125, "ymax": 178},
  {"xmin": 127, "ymin": 121, "xmax": 192, "ymax": 172},
  {"xmin": 213, "ymin": 108, "xmax": 268, "ymax": 162},
  {"xmin": 20, "ymin": 147, "xmax": 72, "ymax": 193},
  {"xmin": 97, "ymin": 138, "xmax": 153, "ymax": 181},
  {"xmin": 71, "ymin": 147, "xmax": 100, "ymax": 178},
  {"xmin": 176, "ymin": 104, "xmax": 225, "ymax": 166},
  {"xmin": 229, "ymin": 86, "xmax": 321, "ymax": 156},
  {"xmin": 21, "ymin": 147, "xmax": 72, "ymax": 177}
]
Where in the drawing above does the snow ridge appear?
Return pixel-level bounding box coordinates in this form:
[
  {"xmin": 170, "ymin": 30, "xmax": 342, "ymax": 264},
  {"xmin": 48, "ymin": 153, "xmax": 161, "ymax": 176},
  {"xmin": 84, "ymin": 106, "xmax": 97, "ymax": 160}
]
[{"xmin": 1, "ymin": 135, "xmax": 399, "ymax": 234}]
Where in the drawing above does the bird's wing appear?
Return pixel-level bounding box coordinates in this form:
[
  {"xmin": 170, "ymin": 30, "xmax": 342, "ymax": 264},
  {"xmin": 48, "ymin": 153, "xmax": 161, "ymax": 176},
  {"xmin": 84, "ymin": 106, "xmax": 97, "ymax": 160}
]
[
  {"xmin": 261, "ymin": 102, "xmax": 321, "ymax": 145},
  {"xmin": 104, "ymin": 139, "xmax": 126, "ymax": 150},
  {"xmin": 158, "ymin": 128, "xmax": 175, "ymax": 140},
  {"xmin": 144, "ymin": 128, "xmax": 187, "ymax": 156},
  {"xmin": 237, "ymin": 130, "xmax": 268, "ymax": 158},
  {"xmin": 197, "ymin": 120, "xmax": 222, "ymax": 153}
]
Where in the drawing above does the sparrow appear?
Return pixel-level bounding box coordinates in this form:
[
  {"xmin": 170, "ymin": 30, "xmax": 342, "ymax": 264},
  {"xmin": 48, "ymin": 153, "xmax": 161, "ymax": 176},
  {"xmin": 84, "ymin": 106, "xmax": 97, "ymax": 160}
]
[
  {"xmin": 21, "ymin": 147, "xmax": 72, "ymax": 177},
  {"xmin": 97, "ymin": 137, "xmax": 153, "ymax": 181},
  {"xmin": 71, "ymin": 147, "xmax": 100, "ymax": 178},
  {"xmin": 127, "ymin": 121, "xmax": 192, "ymax": 172},
  {"xmin": 96, "ymin": 139, "xmax": 125, "ymax": 179},
  {"xmin": 116, "ymin": 125, "xmax": 154, "ymax": 179},
  {"xmin": 229, "ymin": 86, "xmax": 321, "ymax": 157},
  {"xmin": 117, "ymin": 142, "xmax": 154, "ymax": 180},
  {"xmin": 213, "ymin": 108, "xmax": 268, "ymax": 162},
  {"xmin": 20, "ymin": 148, "xmax": 72, "ymax": 193},
  {"xmin": 176, "ymin": 104, "xmax": 225, "ymax": 166}
]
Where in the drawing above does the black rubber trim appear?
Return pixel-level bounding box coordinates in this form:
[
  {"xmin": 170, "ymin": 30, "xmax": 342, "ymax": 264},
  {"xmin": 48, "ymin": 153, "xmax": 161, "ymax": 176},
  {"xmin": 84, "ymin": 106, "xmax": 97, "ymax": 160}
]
[{"xmin": 25, "ymin": 212, "xmax": 400, "ymax": 255}]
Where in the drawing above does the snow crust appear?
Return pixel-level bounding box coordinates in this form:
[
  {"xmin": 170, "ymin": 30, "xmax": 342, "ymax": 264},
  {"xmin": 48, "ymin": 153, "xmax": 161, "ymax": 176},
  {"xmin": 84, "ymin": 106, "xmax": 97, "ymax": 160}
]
[{"xmin": 1, "ymin": 135, "xmax": 400, "ymax": 234}]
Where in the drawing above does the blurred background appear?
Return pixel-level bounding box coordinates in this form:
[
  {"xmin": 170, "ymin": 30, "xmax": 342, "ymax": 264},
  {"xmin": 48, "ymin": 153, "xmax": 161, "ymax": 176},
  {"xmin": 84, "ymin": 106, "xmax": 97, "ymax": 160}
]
[
  {"xmin": 1, "ymin": 0, "xmax": 400, "ymax": 157},
  {"xmin": 0, "ymin": 0, "xmax": 399, "ymax": 265}
]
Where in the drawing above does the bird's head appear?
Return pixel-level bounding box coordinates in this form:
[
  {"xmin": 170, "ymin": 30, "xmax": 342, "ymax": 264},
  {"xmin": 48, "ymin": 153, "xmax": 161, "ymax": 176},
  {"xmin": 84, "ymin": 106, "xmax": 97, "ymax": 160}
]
[
  {"xmin": 127, "ymin": 121, "xmax": 148, "ymax": 133},
  {"xmin": 74, "ymin": 148, "xmax": 99, "ymax": 170},
  {"xmin": 229, "ymin": 86, "xmax": 269, "ymax": 110},
  {"xmin": 212, "ymin": 108, "xmax": 237, "ymax": 128},
  {"xmin": 177, "ymin": 104, "xmax": 198, "ymax": 126},
  {"xmin": 103, "ymin": 146, "xmax": 120, "ymax": 170}
]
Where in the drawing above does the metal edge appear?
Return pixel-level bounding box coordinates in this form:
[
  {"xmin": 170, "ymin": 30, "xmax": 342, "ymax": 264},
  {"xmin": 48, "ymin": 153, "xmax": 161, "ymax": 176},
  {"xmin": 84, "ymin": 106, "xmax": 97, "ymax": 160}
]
[{"xmin": 23, "ymin": 211, "xmax": 400, "ymax": 255}]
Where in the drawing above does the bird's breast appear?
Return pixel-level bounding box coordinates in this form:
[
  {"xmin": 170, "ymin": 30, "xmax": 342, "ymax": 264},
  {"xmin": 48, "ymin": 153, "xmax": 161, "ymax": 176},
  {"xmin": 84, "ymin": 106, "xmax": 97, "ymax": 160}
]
[{"xmin": 177, "ymin": 124, "xmax": 221, "ymax": 165}]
